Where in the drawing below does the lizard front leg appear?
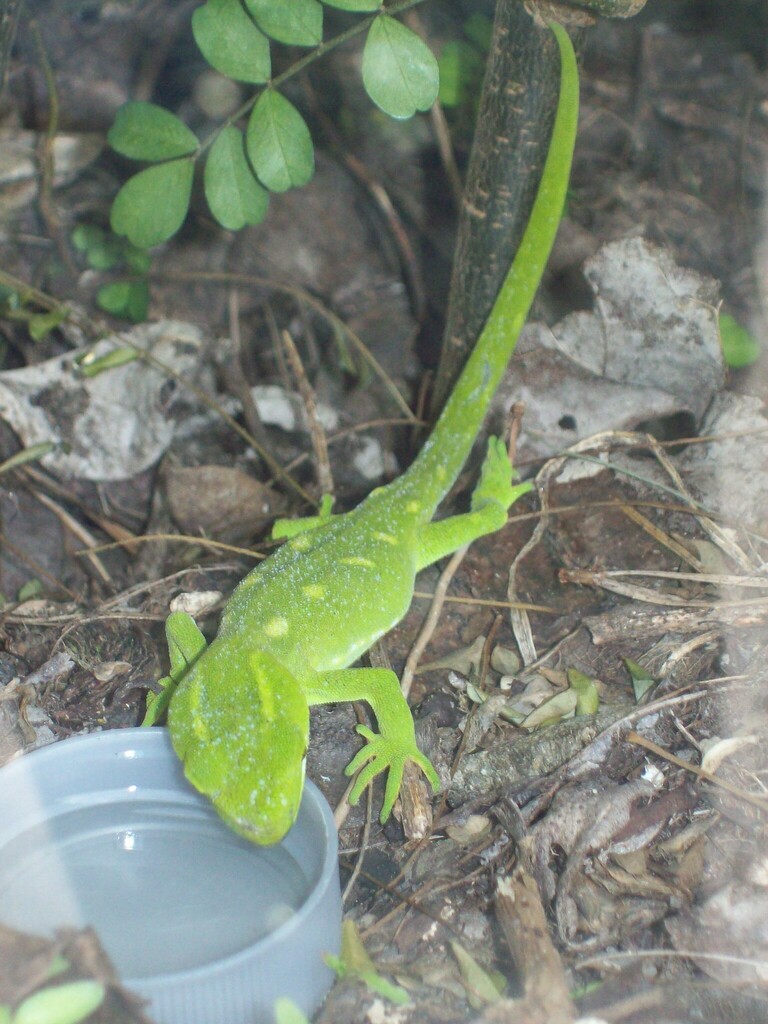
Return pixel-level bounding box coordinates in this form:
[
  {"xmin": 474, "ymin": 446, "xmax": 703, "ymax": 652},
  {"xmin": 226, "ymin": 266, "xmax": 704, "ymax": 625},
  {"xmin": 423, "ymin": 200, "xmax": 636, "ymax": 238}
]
[
  {"xmin": 305, "ymin": 667, "xmax": 440, "ymax": 822},
  {"xmin": 143, "ymin": 611, "xmax": 207, "ymax": 726},
  {"xmin": 272, "ymin": 494, "xmax": 335, "ymax": 539}
]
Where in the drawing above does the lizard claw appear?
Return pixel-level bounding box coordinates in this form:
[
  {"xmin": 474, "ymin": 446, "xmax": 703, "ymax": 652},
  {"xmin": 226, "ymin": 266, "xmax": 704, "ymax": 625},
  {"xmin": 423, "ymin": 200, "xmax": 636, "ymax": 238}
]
[{"xmin": 345, "ymin": 725, "xmax": 440, "ymax": 823}]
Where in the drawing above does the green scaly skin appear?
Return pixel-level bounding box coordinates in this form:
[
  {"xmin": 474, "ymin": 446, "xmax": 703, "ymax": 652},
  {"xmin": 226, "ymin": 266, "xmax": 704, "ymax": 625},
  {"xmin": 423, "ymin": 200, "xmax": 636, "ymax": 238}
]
[{"xmin": 146, "ymin": 23, "xmax": 579, "ymax": 845}]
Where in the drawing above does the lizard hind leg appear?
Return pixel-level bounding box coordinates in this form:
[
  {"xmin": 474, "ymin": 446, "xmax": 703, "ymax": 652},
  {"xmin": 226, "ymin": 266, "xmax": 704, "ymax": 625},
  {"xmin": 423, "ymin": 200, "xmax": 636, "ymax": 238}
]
[
  {"xmin": 471, "ymin": 436, "xmax": 532, "ymax": 518},
  {"xmin": 415, "ymin": 437, "xmax": 532, "ymax": 570}
]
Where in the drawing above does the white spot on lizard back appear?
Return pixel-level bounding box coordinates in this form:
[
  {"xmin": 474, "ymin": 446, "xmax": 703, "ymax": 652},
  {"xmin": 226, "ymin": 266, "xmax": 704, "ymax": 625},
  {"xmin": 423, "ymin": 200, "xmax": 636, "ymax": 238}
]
[{"xmin": 264, "ymin": 616, "xmax": 289, "ymax": 638}]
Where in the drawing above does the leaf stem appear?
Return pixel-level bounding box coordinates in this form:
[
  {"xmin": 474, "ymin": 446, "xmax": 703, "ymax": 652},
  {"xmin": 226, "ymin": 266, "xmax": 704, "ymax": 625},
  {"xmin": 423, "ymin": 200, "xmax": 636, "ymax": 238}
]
[{"xmin": 198, "ymin": 0, "xmax": 432, "ymax": 156}]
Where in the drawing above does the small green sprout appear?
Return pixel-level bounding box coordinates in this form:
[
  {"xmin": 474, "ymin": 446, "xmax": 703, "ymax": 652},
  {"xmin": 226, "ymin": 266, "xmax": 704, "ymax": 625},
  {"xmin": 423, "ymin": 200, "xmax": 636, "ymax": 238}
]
[{"xmin": 3, "ymin": 980, "xmax": 105, "ymax": 1024}]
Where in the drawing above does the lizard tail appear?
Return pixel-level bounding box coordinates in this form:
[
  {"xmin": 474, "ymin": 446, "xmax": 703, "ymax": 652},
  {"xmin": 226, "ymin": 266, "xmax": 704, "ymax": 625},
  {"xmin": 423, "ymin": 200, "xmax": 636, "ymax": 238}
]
[{"xmin": 398, "ymin": 21, "xmax": 579, "ymax": 512}]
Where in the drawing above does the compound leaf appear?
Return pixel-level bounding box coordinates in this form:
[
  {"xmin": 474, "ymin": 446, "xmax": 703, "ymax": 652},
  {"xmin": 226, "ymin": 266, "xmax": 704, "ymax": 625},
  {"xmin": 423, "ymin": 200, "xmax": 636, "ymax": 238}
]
[
  {"xmin": 108, "ymin": 102, "xmax": 198, "ymax": 161},
  {"xmin": 205, "ymin": 125, "xmax": 269, "ymax": 229},
  {"xmin": 362, "ymin": 15, "xmax": 439, "ymax": 119},
  {"xmin": 192, "ymin": 0, "xmax": 271, "ymax": 83},
  {"xmin": 243, "ymin": 0, "xmax": 322, "ymax": 46},
  {"xmin": 247, "ymin": 90, "xmax": 314, "ymax": 192},
  {"xmin": 110, "ymin": 159, "xmax": 194, "ymax": 248}
]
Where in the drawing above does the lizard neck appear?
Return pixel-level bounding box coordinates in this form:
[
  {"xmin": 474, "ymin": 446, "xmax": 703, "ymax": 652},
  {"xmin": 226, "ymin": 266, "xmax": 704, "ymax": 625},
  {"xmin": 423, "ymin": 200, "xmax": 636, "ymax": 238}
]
[{"xmin": 397, "ymin": 22, "xmax": 578, "ymax": 514}]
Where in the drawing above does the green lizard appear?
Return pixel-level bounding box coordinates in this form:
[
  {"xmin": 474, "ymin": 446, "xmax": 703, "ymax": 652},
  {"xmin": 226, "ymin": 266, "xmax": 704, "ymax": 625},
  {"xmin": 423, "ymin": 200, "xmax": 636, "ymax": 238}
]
[{"xmin": 145, "ymin": 22, "xmax": 579, "ymax": 845}]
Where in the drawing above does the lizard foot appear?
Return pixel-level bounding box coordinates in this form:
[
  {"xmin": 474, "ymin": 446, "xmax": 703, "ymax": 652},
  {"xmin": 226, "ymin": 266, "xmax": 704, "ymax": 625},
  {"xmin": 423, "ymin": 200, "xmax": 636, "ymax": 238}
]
[
  {"xmin": 345, "ymin": 725, "xmax": 441, "ymax": 823},
  {"xmin": 471, "ymin": 436, "xmax": 532, "ymax": 514}
]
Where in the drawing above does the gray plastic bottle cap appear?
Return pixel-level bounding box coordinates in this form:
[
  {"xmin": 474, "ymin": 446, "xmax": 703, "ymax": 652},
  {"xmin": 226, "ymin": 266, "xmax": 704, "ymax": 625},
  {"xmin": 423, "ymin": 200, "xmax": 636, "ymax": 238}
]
[{"xmin": 0, "ymin": 728, "xmax": 342, "ymax": 1024}]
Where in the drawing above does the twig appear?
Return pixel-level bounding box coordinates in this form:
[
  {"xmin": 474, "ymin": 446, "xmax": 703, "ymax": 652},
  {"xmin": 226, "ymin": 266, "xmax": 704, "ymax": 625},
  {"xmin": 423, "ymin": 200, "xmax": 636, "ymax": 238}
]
[
  {"xmin": 81, "ymin": 534, "xmax": 267, "ymax": 560},
  {"xmin": 281, "ymin": 329, "xmax": 333, "ymax": 497},
  {"xmin": 158, "ymin": 269, "xmax": 417, "ymax": 421},
  {"xmin": 401, "ymin": 544, "xmax": 469, "ymax": 699},
  {"xmin": 619, "ymin": 503, "xmax": 705, "ymax": 571},
  {"xmin": 0, "ymin": 532, "xmax": 77, "ymax": 600},
  {"xmin": 627, "ymin": 731, "xmax": 768, "ymax": 813},
  {"xmin": 222, "ymin": 288, "xmax": 269, "ymax": 447},
  {"xmin": 487, "ymin": 867, "xmax": 576, "ymax": 1024},
  {"xmin": 341, "ymin": 780, "xmax": 374, "ymax": 906},
  {"xmin": 30, "ymin": 487, "xmax": 112, "ymax": 585},
  {"xmin": 413, "ymin": 591, "xmax": 557, "ymax": 613}
]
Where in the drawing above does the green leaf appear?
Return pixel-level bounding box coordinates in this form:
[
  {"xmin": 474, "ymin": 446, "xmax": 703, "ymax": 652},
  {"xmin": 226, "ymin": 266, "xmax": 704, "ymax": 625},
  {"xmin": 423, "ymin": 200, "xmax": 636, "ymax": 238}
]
[
  {"xmin": 96, "ymin": 280, "xmax": 150, "ymax": 323},
  {"xmin": 44, "ymin": 955, "xmax": 71, "ymax": 980},
  {"xmin": 243, "ymin": 0, "xmax": 322, "ymax": 46},
  {"xmin": 566, "ymin": 668, "xmax": 600, "ymax": 716},
  {"xmin": 247, "ymin": 90, "xmax": 314, "ymax": 192},
  {"xmin": 521, "ymin": 689, "xmax": 578, "ymax": 730},
  {"xmin": 123, "ymin": 244, "xmax": 152, "ymax": 274},
  {"xmin": 0, "ymin": 286, "xmax": 19, "ymax": 311},
  {"xmin": 205, "ymin": 125, "xmax": 269, "ymax": 229},
  {"xmin": 274, "ymin": 998, "xmax": 311, "ymax": 1024},
  {"xmin": 28, "ymin": 307, "xmax": 67, "ymax": 342},
  {"xmin": 325, "ymin": 920, "xmax": 410, "ymax": 1005},
  {"xmin": 17, "ymin": 578, "xmax": 43, "ymax": 602},
  {"xmin": 322, "ymin": 0, "xmax": 381, "ymax": 10},
  {"xmin": 719, "ymin": 313, "xmax": 760, "ymax": 368},
  {"xmin": 437, "ymin": 40, "xmax": 482, "ymax": 108},
  {"xmin": 463, "ymin": 13, "xmax": 492, "ymax": 52},
  {"xmin": 362, "ymin": 15, "xmax": 439, "ymax": 119},
  {"xmin": 192, "ymin": 0, "xmax": 271, "ymax": 83},
  {"xmin": 624, "ymin": 658, "xmax": 657, "ymax": 702},
  {"xmin": 13, "ymin": 980, "xmax": 105, "ymax": 1024},
  {"xmin": 0, "ymin": 442, "xmax": 57, "ymax": 475},
  {"xmin": 71, "ymin": 223, "xmax": 105, "ymax": 252},
  {"xmin": 450, "ymin": 941, "xmax": 504, "ymax": 1010},
  {"xmin": 76, "ymin": 345, "xmax": 140, "ymax": 375},
  {"xmin": 108, "ymin": 102, "xmax": 198, "ymax": 161},
  {"xmin": 71, "ymin": 224, "xmax": 124, "ymax": 270},
  {"xmin": 110, "ymin": 159, "xmax": 194, "ymax": 248}
]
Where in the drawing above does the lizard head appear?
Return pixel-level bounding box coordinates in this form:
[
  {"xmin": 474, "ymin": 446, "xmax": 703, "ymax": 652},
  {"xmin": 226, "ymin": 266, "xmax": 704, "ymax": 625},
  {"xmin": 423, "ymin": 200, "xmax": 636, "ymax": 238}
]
[{"xmin": 168, "ymin": 644, "xmax": 310, "ymax": 845}]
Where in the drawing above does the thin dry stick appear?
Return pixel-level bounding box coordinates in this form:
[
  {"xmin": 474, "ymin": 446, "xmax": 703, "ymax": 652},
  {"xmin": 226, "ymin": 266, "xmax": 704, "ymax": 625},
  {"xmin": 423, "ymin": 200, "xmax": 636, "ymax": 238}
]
[
  {"xmin": 561, "ymin": 568, "xmax": 768, "ymax": 608},
  {"xmin": 404, "ymin": 7, "xmax": 462, "ymax": 206},
  {"xmin": 429, "ymin": 100, "xmax": 463, "ymax": 207},
  {"xmin": 627, "ymin": 731, "xmax": 768, "ymax": 812},
  {"xmin": 576, "ymin": 948, "xmax": 768, "ymax": 972},
  {"xmin": 401, "ymin": 544, "xmax": 470, "ymax": 699},
  {"xmin": 0, "ymin": 533, "xmax": 77, "ymax": 600},
  {"xmin": 223, "ymin": 288, "xmax": 269, "ymax": 447},
  {"xmin": 160, "ymin": 269, "xmax": 417, "ymax": 421},
  {"xmin": 588, "ymin": 569, "xmax": 768, "ymax": 588},
  {"xmin": 83, "ymin": 534, "xmax": 267, "ymax": 560},
  {"xmin": 413, "ymin": 592, "xmax": 558, "ymax": 613},
  {"xmin": 30, "ymin": 22, "xmax": 77, "ymax": 276},
  {"xmin": 506, "ymin": 403, "xmax": 538, "ymax": 664},
  {"xmin": 619, "ymin": 503, "xmax": 706, "ymax": 572},
  {"xmin": 281, "ymin": 329, "xmax": 334, "ymax": 497},
  {"xmin": 341, "ymin": 781, "xmax": 374, "ymax": 906},
  {"xmin": 30, "ymin": 488, "xmax": 112, "ymax": 585},
  {"xmin": 646, "ymin": 433, "xmax": 756, "ymax": 572},
  {"xmin": 20, "ymin": 464, "xmax": 140, "ymax": 549},
  {"xmin": 333, "ymin": 775, "xmax": 359, "ymax": 832},
  {"xmin": 361, "ymin": 859, "xmax": 490, "ymax": 940}
]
